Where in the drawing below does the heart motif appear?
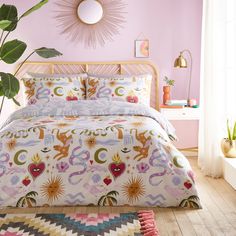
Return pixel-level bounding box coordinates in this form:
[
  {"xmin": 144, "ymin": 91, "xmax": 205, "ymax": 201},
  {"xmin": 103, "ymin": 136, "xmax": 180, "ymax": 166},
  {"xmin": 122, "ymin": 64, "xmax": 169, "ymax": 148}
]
[
  {"xmin": 28, "ymin": 162, "xmax": 45, "ymax": 179},
  {"xmin": 109, "ymin": 163, "xmax": 126, "ymax": 178},
  {"xmin": 22, "ymin": 178, "xmax": 31, "ymax": 186},
  {"xmin": 66, "ymin": 96, "xmax": 78, "ymax": 101},
  {"xmin": 90, "ymin": 160, "xmax": 93, "ymax": 165},
  {"xmin": 184, "ymin": 181, "xmax": 192, "ymax": 189},
  {"xmin": 126, "ymin": 95, "xmax": 139, "ymax": 103},
  {"xmin": 103, "ymin": 177, "xmax": 112, "ymax": 185}
]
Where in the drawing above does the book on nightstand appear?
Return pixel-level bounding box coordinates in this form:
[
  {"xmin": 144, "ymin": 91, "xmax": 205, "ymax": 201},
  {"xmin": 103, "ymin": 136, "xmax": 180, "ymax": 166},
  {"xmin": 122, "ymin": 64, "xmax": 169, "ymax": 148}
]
[
  {"xmin": 165, "ymin": 99, "xmax": 187, "ymax": 106},
  {"xmin": 160, "ymin": 104, "xmax": 184, "ymax": 109}
]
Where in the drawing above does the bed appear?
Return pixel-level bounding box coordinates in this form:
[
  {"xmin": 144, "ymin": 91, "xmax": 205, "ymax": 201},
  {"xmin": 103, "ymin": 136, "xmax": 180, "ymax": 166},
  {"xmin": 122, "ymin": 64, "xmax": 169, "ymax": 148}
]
[{"xmin": 0, "ymin": 61, "xmax": 201, "ymax": 209}]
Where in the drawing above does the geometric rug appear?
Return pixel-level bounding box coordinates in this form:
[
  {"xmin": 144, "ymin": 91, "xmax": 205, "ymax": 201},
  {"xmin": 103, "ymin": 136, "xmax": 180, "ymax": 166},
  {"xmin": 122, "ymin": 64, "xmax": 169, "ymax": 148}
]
[{"xmin": 0, "ymin": 210, "xmax": 159, "ymax": 236}]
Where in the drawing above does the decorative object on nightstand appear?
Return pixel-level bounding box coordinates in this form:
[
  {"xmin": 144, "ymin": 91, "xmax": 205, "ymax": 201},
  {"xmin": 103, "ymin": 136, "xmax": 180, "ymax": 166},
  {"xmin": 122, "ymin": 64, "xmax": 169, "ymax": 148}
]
[
  {"xmin": 165, "ymin": 99, "xmax": 187, "ymax": 107},
  {"xmin": 163, "ymin": 76, "xmax": 175, "ymax": 105},
  {"xmin": 174, "ymin": 49, "xmax": 194, "ymax": 107},
  {"xmin": 221, "ymin": 120, "xmax": 236, "ymax": 158}
]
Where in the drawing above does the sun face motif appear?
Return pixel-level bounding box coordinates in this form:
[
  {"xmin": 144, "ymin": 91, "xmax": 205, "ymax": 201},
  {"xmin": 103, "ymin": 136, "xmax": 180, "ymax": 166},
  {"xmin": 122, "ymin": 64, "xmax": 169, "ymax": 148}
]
[
  {"xmin": 85, "ymin": 136, "xmax": 97, "ymax": 148},
  {"xmin": 41, "ymin": 176, "xmax": 64, "ymax": 202},
  {"xmin": 6, "ymin": 139, "xmax": 17, "ymax": 151},
  {"xmin": 122, "ymin": 176, "xmax": 145, "ymax": 203}
]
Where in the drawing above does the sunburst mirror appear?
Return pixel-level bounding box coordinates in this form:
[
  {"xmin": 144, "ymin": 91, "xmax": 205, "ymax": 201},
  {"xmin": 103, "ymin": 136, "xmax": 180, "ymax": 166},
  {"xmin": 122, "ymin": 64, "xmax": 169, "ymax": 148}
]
[{"xmin": 55, "ymin": 0, "xmax": 126, "ymax": 48}]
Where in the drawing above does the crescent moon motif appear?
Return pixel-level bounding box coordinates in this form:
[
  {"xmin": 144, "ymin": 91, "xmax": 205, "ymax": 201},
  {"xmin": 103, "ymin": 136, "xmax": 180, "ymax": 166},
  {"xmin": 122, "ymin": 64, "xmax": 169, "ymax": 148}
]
[
  {"xmin": 14, "ymin": 150, "xmax": 28, "ymax": 165},
  {"xmin": 94, "ymin": 148, "xmax": 108, "ymax": 164},
  {"xmin": 115, "ymin": 86, "xmax": 125, "ymax": 97},
  {"xmin": 53, "ymin": 87, "xmax": 64, "ymax": 96},
  {"xmin": 173, "ymin": 156, "xmax": 184, "ymax": 168}
]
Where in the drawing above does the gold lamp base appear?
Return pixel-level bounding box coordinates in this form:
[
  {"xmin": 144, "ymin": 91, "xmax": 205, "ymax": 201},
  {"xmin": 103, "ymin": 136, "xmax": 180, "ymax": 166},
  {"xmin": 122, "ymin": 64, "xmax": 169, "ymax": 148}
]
[{"xmin": 174, "ymin": 49, "xmax": 193, "ymax": 104}]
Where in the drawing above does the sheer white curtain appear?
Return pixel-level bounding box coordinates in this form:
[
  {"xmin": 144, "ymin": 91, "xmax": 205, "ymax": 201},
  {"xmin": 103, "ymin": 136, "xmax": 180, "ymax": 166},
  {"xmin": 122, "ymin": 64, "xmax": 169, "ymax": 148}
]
[{"xmin": 199, "ymin": 0, "xmax": 236, "ymax": 177}]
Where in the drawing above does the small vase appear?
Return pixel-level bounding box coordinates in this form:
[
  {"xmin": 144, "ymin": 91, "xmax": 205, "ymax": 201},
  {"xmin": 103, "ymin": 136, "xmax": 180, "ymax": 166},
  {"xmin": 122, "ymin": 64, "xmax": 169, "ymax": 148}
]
[
  {"xmin": 163, "ymin": 86, "xmax": 170, "ymax": 105},
  {"xmin": 221, "ymin": 138, "xmax": 236, "ymax": 158}
]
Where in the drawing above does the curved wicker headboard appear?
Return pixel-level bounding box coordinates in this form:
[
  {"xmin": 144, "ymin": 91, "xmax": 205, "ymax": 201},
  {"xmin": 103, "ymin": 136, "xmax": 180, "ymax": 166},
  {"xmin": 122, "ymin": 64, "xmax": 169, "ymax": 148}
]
[{"xmin": 16, "ymin": 61, "xmax": 159, "ymax": 110}]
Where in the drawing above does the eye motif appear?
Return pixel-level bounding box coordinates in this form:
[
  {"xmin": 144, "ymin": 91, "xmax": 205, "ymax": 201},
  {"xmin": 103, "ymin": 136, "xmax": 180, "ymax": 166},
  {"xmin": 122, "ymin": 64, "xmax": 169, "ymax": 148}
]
[
  {"xmin": 135, "ymin": 87, "xmax": 142, "ymax": 91},
  {"xmin": 41, "ymin": 147, "xmax": 51, "ymax": 153},
  {"xmin": 113, "ymin": 167, "xmax": 121, "ymax": 172},
  {"xmin": 121, "ymin": 147, "xmax": 131, "ymax": 153},
  {"xmin": 73, "ymin": 87, "xmax": 80, "ymax": 92},
  {"xmin": 32, "ymin": 168, "xmax": 41, "ymax": 172}
]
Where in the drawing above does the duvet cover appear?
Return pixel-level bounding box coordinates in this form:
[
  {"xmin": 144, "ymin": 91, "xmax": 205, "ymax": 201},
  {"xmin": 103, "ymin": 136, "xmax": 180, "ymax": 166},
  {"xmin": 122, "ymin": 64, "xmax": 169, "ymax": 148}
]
[{"xmin": 0, "ymin": 100, "xmax": 201, "ymax": 208}]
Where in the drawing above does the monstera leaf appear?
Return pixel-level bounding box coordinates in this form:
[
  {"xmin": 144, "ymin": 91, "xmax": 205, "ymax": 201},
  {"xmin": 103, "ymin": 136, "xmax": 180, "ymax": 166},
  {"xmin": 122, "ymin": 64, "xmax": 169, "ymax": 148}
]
[
  {"xmin": 35, "ymin": 47, "xmax": 62, "ymax": 58},
  {"xmin": 0, "ymin": 39, "xmax": 27, "ymax": 64},
  {"xmin": 0, "ymin": 72, "xmax": 20, "ymax": 99},
  {"xmin": 0, "ymin": 81, "xmax": 3, "ymax": 96},
  {"xmin": 0, "ymin": 1, "xmax": 62, "ymax": 115},
  {"xmin": 20, "ymin": 0, "xmax": 48, "ymax": 18},
  {"xmin": 0, "ymin": 20, "xmax": 12, "ymax": 30},
  {"xmin": 0, "ymin": 4, "xmax": 18, "ymax": 31}
]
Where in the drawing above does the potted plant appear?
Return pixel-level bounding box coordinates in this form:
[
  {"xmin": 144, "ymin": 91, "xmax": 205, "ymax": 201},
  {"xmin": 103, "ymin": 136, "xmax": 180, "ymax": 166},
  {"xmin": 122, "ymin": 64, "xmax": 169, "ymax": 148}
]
[
  {"xmin": 163, "ymin": 76, "xmax": 175, "ymax": 105},
  {"xmin": 221, "ymin": 120, "xmax": 236, "ymax": 158},
  {"xmin": 0, "ymin": 0, "xmax": 62, "ymax": 116}
]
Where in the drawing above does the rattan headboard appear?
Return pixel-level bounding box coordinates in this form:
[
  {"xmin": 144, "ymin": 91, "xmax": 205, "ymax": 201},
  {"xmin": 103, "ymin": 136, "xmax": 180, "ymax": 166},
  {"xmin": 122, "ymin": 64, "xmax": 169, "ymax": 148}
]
[{"xmin": 16, "ymin": 61, "xmax": 159, "ymax": 110}]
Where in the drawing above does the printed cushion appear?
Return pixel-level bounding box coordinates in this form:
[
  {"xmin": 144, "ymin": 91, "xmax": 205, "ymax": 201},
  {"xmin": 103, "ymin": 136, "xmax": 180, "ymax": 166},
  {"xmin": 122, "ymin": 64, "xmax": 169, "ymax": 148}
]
[
  {"xmin": 86, "ymin": 74, "xmax": 152, "ymax": 106},
  {"xmin": 22, "ymin": 73, "xmax": 87, "ymax": 105}
]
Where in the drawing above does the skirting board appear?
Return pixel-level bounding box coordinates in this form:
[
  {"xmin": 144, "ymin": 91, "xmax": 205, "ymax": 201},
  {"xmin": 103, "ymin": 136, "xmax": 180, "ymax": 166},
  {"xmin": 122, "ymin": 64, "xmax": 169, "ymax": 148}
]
[
  {"xmin": 223, "ymin": 157, "xmax": 236, "ymax": 190},
  {"xmin": 179, "ymin": 147, "xmax": 198, "ymax": 157}
]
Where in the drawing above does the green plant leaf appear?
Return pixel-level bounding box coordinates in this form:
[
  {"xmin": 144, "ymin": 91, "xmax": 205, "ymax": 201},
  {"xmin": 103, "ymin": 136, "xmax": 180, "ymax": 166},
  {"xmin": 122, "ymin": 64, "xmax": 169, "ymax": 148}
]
[
  {"xmin": 0, "ymin": 39, "xmax": 27, "ymax": 64},
  {"xmin": 0, "ymin": 80, "xmax": 3, "ymax": 96},
  {"xmin": 227, "ymin": 119, "xmax": 232, "ymax": 141},
  {"xmin": 20, "ymin": 0, "xmax": 48, "ymax": 19},
  {"xmin": 0, "ymin": 20, "xmax": 12, "ymax": 30},
  {"xmin": 12, "ymin": 97, "xmax": 20, "ymax": 106},
  {"xmin": 232, "ymin": 122, "xmax": 236, "ymax": 140},
  {"xmin": 164, "ymin": 76, "xmax": 175, "ymax": 86},
  {"xmin": 169, "ymin": 80, "xmax": 175, "ymax": 86},
  {"xmin": 0, "ymin": 4, "xmax": 18, "ymax": 31},
  {"xmin": 35, "ymin": 47, "xmax": 62, "ymax": 58},
  {"xmin": 0, "ymin": 72, "xmax": 20, "ymax": 98}
]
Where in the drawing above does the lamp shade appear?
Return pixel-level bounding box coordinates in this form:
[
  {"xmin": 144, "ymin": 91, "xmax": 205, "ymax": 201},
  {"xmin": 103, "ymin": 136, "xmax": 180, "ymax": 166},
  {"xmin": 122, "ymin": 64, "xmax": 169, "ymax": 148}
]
[{"xmin": 174, "ymin": 53, "xmax": 187, "ymax": 68}]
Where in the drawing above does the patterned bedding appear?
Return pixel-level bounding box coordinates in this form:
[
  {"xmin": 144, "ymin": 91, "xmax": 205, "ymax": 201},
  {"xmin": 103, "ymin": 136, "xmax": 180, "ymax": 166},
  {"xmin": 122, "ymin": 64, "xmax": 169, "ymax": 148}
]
[{"xmin": 0, "ymin": 100, "xmax": 201, "ymax": 208}]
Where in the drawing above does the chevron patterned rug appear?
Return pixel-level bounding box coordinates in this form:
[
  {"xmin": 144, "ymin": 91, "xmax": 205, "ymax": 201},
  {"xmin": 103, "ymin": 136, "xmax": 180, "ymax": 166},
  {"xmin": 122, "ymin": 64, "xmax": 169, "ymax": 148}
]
[{"xmin": 0, "ymin": 210, "xmax": 159, "ymax": 236}]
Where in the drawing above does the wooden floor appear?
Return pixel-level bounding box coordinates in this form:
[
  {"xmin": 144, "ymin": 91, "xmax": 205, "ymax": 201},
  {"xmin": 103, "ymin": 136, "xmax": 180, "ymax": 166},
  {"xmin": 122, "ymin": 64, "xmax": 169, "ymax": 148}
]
[{"xmin": 1, "ymin": 157, "xmax": 236, "ymax": 236}]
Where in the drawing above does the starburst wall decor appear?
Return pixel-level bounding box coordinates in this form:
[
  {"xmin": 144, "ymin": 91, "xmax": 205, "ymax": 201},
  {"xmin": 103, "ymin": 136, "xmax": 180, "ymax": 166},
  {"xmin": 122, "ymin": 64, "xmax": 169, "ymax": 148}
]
[{"xmin": 54, "ymin": 0, "xmax": 126, "ymax": 48}]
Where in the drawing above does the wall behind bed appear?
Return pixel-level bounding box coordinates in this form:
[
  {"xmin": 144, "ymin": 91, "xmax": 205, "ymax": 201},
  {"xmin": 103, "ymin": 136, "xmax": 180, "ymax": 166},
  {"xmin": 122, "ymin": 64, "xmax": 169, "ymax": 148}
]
[{"xmin": 0, "ymin": 0, "xmax": 203, "ymax": 149}]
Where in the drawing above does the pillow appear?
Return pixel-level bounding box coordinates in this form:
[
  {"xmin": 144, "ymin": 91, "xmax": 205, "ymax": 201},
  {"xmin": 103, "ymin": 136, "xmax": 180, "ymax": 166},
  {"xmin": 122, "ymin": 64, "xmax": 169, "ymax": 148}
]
[
  {"xmin": 22, "ymin": 73, "xmax": 87, "ymax": 105},
  {"xmin": 86, "ymin": 74, "xmax": 152, "ymax": 106}
]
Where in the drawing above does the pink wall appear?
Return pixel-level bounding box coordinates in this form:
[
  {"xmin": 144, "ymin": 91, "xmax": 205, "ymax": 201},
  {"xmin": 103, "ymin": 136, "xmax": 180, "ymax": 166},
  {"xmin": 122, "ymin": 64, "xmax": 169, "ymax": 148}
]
[{"xmin": 0, "ymin": 0, "xmax": 203, "ymax": 148}]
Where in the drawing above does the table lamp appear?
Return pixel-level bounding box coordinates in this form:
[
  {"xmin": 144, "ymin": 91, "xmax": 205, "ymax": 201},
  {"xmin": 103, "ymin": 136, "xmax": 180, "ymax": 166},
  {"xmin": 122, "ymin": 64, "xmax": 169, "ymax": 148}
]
[{"xmin": 174, "ymin": 49, "xmax": 193, "ymax": 106}]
